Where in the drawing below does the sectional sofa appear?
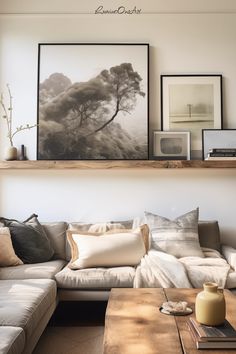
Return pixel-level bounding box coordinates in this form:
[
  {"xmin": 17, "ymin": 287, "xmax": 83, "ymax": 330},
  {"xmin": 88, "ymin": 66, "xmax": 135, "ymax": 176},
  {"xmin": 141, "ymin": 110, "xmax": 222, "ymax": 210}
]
[{"xmin": 0, "ymin": 219, "xmax": 236, "ymax": 354}]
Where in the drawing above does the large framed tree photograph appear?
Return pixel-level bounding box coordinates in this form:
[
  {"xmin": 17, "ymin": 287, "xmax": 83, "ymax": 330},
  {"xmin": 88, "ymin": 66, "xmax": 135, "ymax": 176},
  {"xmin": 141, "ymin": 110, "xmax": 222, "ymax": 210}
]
[{"xmin": 37, "ymin": 43, "xmax": 149, "ymax": 160}]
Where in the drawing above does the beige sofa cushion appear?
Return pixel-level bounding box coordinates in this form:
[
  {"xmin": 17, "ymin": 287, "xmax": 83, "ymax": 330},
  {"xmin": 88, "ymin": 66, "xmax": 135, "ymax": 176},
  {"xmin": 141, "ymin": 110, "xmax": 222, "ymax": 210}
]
[
  {"xmin": 67, "ymin": 226, "xmax": 147, "ymax": 269},
  {"xmin": 0, "ymin": 279, "xmax": 57, "ymax": 341},
  {"xmin": 144, "ymin": 208, "xmax": 204, "ymax": 258},
  {"xmin": 55, "ymin": 265, "xmax": 135, "ymax": 289},
  {"xmin": 0, "ymin": 327, "xmax": 25, "ymax": 354},
  {"xmin": 198, "ymin": 221, "xmax": 221, "ymax": 252},
  {"xmin": 42, "ymin": 222, "xmax": 68, "ymax": 260},
  {"xmin": 0, "ymin": 260, "xmax": 66, "ymax": 280},
  {"xmin": 0, "ymin": 227, "xmax": 23, "ymax": 267},
  {"xmin": 66, "ymin": 220, "xmax": 132, "ymax": 260}
]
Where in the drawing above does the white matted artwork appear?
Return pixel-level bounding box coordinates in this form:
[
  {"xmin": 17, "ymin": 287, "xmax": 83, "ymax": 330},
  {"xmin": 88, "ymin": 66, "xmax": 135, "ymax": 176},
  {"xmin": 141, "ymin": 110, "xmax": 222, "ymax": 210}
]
[
  {"xmin": 153, "ymin": 131, "xmax": 190, "ymax": 160},
  {"xmin": 161, "ymin": 75, "xmax": 222, "ymax": 159},
  {"xmin": 202, "ymin": 129, "xmax": 236, "ymax": 159}
]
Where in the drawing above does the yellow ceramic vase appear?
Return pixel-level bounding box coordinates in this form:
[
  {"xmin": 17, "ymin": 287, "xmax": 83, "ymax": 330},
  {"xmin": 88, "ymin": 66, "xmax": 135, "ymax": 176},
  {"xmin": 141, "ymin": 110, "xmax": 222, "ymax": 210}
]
[{"xmin": 195, "ymin": 282, "xmax": 225, "ymax": 326}]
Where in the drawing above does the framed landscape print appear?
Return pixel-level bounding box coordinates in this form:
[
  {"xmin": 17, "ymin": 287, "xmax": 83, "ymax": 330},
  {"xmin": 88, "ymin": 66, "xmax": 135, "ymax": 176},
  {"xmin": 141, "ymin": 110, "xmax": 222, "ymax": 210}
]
[
  {"xmin": 153, "ymin": 131, "xmax": 190, "ymax": 160},
  {"xmin": 161, "ymin": 75, "xmax": 222, "ymax": 159},
  {"xmin": 37, "ymin": 43, "xmax": 149, "ymax": 160}
]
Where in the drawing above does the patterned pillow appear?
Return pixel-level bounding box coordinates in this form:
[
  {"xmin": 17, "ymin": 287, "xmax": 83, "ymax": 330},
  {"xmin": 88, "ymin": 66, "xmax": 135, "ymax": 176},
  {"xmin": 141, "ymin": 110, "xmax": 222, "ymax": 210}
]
[
  {"xmin": 0, "ymin": 227, "xmax": 23, "ymax": 266},
  {"xmin": 144, "ymin": 208, "xmax": 204, "ymax": 258},
  {"xmin": 0, "ymin": 214, "xmax": 54, "ymax": 263}
]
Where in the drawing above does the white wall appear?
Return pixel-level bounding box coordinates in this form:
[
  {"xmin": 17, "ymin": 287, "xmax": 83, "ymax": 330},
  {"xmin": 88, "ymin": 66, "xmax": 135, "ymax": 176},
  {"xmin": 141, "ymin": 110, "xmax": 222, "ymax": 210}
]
[
  {"xmin": 1, "ymin": 1, "xmax": 236, "ymax": 246},
  {"xmin": 1, "ymin": 0, "xmax": 236, "ymax": 14}
]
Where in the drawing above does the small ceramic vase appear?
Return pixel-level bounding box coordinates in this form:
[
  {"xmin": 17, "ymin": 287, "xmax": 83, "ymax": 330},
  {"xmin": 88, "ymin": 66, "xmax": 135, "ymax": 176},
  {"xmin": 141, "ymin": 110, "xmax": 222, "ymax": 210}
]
[
  {"xmin": 4, "ymin": 146, "xmax": 17, "ymax": 161},
  {"xmin": 19, "ymin": 144, "xmax": 27, "ymax": 160},
  {"xmin": 195, "ymin": 282, "xmax": 225, "ymax": 326}
]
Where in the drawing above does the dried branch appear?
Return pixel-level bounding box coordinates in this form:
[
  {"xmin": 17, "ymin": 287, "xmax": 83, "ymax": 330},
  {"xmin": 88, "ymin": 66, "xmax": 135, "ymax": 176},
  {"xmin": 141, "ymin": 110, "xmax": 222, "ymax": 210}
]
[{"xmin": 0, "ymin": 84, "xmax": 37, "ymax": 146}]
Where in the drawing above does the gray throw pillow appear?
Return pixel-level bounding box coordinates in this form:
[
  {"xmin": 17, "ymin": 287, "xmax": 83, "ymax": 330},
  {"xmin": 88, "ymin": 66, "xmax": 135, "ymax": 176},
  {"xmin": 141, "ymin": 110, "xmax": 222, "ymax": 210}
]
[
  {"xmin": 0, "ymin": 214, "xmax": 54, "ymax": 263},
  {"xmin": 144, "ymin": 208, "xmax": 204, "ymax": 258}
]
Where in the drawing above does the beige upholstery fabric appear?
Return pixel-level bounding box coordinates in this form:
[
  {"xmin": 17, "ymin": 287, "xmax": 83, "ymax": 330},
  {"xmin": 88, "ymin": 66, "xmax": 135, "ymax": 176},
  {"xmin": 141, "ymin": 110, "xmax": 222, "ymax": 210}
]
[
  {"xmin": 67, "ymin": 226, "xmax": 146, "ymax": 269},
  {"xmin": 55, "ymin": 265, "xmax": 135, "ymax": 289},
  {"xmin": 0, "ymin": 227, "xmax": 23, "ymax": 267},
  {"xmin": 226, "ymin": 269, "xmax": 236, "ymax": 289},
  {"xmin": 145, "ymin": 208, "xmax": 204, "ymax": 258},
  {"xmin": 222, "ymin": 245, "xmax": 236, "ymax": 270},
  {"xmin": 0, "ymin": 260, "xmax": 66, "ymax": 280},
  {"xmin": 22, "ymin": 301, "xmax": 56, "ymax": 354},
  {"xmin": 198, "ymin": 221, "xmax": 221, "ymax": 252},
  {"xmin": 0, "ymin": 279, "xmax": 57, "ymax": 341},
  {"xmin": 0, "ymin": 327, "xmax": 25, "ymax": 354},
  {"xmin": 42, "ymin": 222, "xmax": 67, "ymax": 260}
]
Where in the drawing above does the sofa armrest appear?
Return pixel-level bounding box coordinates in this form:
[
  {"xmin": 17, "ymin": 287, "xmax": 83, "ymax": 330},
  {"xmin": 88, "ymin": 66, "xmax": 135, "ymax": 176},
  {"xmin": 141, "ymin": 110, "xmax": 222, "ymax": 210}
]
[{"xmin": 222, "ymin": 244, "xmax": 236, "ymax": 270}]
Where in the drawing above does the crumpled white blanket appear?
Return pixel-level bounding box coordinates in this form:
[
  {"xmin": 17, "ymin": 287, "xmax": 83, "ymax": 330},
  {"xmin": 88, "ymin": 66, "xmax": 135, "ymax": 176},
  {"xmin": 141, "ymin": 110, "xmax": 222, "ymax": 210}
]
[{"xmin": 134, "ymin": 247, "xmax": 231, "ymax": 289}]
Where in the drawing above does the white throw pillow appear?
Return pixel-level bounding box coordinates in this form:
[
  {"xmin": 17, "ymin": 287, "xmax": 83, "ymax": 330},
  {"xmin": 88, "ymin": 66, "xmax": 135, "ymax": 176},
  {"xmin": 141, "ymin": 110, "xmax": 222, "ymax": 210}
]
[
  {"xmin": 144, "ymin": 208, "xmax": 204, "ymax": 258},
  {"xmin": 67, "ymin": 225, "xmax": 148, "ymax": 269},
  {"xmin": 0, "ymin": 227, "xmax": 23, "ymax": 266}
]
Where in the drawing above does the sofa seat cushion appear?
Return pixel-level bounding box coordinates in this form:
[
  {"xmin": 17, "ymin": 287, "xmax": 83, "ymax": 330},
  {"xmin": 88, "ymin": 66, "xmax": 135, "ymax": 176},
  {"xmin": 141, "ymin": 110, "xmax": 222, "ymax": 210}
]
[
  {"xmin": 0, "ymin": 279, "xmax": 57, "ymax": 341},
  {"xmin": 55, "ymin": 265, "xmax": 135, "ymax": 289},
  {"xmin": 0, "ymin": 260, "xmax": 66, "ymax": 280},
  {"xmin": 0, "ymin": 327, "xmax": 25, "ymax": 354}
]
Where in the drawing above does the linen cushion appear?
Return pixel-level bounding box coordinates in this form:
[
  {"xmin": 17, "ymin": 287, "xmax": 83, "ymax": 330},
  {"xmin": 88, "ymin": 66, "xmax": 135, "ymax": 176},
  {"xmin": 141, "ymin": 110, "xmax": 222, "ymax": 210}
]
[
  {"xmin": 0, "ymin": 227, "xmax": 23, "ymax": 267},
  {"xmin": 144, "ymin": 208, "xmax": 204, "ymax": 258},
  {"xmin": 67, "ymin": 225, "xmax": 147, "ymax": 269},
  {"xmin": 0, "ymin": 279, "xmax": 56, "ymax": 340},
  {"xmin": 66, "ymin": 220, "xmax": 132, "ymax": 261},
  {"xmin": 42, "ymin": 222, "xmax": 68, "ymax": 260},
  {"xmin": 0, "ymin": 260, "xmax": 66, "ymax": 280},
  {"xmin": 0, "ymin": 327, "xmax": 25, "ymax": 354},
  {"xmin": 0, "ymin": 214, "xmax": 54, "ymax": 263},
  {"xmin": 198, "ymin": 220, "xmax": 221, "ymax": 252},
  {"xmin": 55, "ymin": 265, "xmax": 135, "ymax": 289}
]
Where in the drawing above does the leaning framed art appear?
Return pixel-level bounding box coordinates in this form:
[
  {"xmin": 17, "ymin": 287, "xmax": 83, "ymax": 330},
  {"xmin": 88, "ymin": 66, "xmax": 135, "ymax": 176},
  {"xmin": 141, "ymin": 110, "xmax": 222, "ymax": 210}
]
[
  {"xmin": 37, "ymin": 43, "xmax": 149, "ymax": 160},
  {"xmin": 153, "ymin": 131, "xmax": 190, "ymax": 160},
  {"xmin": 202, "ymin": 129, "xmax": 236, "ymax": 160},
  {"xmin": 161, "ymin": 75, "xmax": 223, "ymax": 160}
]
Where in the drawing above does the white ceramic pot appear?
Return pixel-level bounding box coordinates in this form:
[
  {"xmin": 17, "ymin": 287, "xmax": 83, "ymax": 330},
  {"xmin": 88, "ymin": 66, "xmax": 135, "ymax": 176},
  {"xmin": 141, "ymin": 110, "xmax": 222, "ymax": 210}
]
[{"xmin": 4, "ymin": 146, "xmax": 17, "ymax": 161}]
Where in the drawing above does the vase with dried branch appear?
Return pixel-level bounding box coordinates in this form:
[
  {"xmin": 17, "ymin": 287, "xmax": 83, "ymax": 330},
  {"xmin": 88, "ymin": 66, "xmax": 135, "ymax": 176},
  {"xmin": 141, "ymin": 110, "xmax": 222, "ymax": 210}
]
[{"xmin": 0, "ymin": 84, "xmax": 37, "ymax": 160}]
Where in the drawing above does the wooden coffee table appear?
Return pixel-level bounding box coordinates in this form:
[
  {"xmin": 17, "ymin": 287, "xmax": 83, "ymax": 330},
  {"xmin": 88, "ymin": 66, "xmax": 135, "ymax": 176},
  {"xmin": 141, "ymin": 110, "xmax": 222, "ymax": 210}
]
[{"xmin": 103, "ymin": 288, "xmax": 236, "ymax": 354}]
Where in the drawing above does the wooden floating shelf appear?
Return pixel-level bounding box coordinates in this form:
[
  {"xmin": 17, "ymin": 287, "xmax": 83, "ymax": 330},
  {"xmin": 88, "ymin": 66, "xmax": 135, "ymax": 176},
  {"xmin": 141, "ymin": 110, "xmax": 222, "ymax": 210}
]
[{"xmin": 1, "ymin": 160, "xmax": 236, "ymax": 169}]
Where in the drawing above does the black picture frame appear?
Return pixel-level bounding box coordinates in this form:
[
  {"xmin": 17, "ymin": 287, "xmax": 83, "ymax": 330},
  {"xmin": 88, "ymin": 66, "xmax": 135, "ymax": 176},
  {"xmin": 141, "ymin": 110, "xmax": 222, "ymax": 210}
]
[
  {"xmin": 37, "ymin": 43, "xmax": 149, "ymax": 160},
  {"xmin": 161, "ymin": 74, "xmax": 223, "ymax": 160},
  {"xmin": 202, "ymin": 129, "xmax": 236, "ymax": 160}
]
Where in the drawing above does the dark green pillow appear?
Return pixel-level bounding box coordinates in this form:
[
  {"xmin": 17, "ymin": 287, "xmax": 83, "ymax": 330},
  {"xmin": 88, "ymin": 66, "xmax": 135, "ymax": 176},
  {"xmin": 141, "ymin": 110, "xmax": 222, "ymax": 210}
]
[{"xmin": 0, "ymin": 214, "xmax": 54, "ymax": 263}]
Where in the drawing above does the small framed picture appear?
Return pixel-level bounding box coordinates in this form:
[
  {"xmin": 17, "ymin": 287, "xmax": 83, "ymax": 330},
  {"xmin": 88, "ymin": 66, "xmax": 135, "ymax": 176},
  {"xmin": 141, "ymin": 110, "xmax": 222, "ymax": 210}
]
[
  {"xmin": 161, "ymin": 75, "xmax": 223, "ymax": 159},
  {"xmin": 153, "ymin": 131, "xmax": 190, "ymax": 160},
  {"xmin": 202, "ymin": 129, "xmax": 236, "ymax": 160}
]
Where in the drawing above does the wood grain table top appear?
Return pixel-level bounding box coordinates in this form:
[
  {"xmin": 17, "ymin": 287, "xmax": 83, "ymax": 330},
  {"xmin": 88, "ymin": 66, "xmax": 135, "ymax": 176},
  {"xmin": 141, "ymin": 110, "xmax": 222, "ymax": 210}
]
[{"xmin": 103, "ymin": 288, "xmax": 236, "ymax": 354}]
